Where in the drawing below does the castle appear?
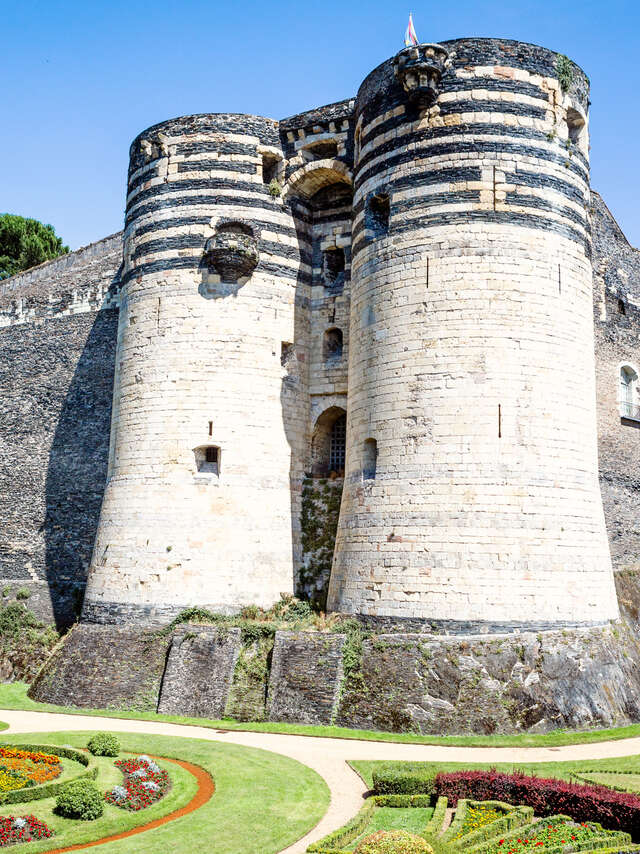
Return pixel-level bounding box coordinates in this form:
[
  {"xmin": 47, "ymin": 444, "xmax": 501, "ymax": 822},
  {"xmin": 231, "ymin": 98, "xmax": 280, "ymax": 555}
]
[{"xmin": 1, "ymin": 38, "xmax": 640, "ymax": 645}]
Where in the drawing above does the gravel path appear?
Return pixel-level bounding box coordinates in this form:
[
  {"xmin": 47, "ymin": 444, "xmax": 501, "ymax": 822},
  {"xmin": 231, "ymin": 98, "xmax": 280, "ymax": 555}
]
[{"xmin": 2, "ymin": 710, "xmax": 640, "ymax": 854}]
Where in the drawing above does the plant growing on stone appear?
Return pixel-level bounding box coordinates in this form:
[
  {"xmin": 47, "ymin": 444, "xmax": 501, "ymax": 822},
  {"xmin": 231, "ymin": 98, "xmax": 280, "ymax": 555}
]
[
  {"xmin": 55, "ymin": 780, "xmax": 104, "ymax": 820},
  {"xmin": 87, "ymin": 732, "xmax": 120, "ymax": 757},
  {"xmin": 268, "ymin": 178, "xmax": 282, "ymax": 197},
  {"xmin": 555, "ymin": 55, "xmax": 574, "ymax": 92}
]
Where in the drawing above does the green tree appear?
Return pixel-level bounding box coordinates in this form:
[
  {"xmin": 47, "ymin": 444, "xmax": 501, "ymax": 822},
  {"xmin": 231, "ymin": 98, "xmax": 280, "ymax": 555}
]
[{"xmin": 0, "ymin": 214, "xmax": 69, "ymax": 280}]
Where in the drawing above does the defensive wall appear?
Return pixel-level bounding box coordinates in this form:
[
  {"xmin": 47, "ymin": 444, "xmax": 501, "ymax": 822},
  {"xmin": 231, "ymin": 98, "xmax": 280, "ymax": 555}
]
[{"xmin": 2, "ymin": 36, "xmax": 640, "ymax": 732}]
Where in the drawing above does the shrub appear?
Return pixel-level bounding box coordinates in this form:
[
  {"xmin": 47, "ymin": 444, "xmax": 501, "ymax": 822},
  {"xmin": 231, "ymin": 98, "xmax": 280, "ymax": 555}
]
[
  {"xmin": 373, "ymin": 767, "xmax": 436, "ymax": 795},
  {"xmin": 373, "ymin": 794, "xmax": 432, "ymax": 807},
  {"xmin": 354, "ymin": 830, "xmax": 433, "ymax": 854},
  {"xmin": 56, "ymin": 780, "xmax": 104, "ymax": 820},
  {"xmin": 87, "ymin": 733, "xmax": 120, "ymax": 757},
  {"xmin": 15, "ymin": 588, "xmax": 31, "ymax": 600},
  {"xmin": 434, "ymin": 770, "xmax": 640, "ymax": 839}
]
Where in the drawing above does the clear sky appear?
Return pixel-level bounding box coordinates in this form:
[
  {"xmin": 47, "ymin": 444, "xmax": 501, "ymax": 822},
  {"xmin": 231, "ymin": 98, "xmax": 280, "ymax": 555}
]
[{"xmin": 2, "ymin": 0, "xmax": 639, "ymax": 250}]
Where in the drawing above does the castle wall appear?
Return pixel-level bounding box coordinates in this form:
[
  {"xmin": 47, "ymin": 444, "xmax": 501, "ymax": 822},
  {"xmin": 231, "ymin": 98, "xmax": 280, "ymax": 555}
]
[
  {"xmin": 82, "ymin": 114, "xmax": 311, "ymax": 623},
  {"xmin": 328, "ymin": 39, "xmax": 618, "ymax": 627},
  {"xmin": 0, "ymin": 235, "xmax": 121, "ymax": 627},
  {"xmin": 591, "ymin": 193, "xmax": 640, "ymax": 571}
]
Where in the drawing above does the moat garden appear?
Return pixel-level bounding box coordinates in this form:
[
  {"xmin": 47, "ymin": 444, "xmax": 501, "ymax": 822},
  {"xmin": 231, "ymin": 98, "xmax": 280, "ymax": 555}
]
[{"xmin": 1, "ymin": 697, "xmax": 640, "ymax": 853}]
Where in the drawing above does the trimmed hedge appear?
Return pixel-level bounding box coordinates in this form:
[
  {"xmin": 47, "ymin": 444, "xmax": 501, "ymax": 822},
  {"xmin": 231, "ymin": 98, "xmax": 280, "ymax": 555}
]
[
  {"xmin": 460, "ymin": 805, "xmax": 533, "ymax": 850},
  {"xmin": 423, "ymin": 796, "xmax": 447, "ymax": 837},
  {"xmin": 442, "ymin": 799, "xmax": 512, "ymax": 843},
  {"xmin": 434, "ymin": 771, "xmax": 640, "ymax": 839},
  {"xmin": 307, "ymin": 799, "xmax": 376, "ymax": 853},
  {"xmin": 373, "ymin": 795, "xmax": 432, "ymax": 808},
  {"xmin": 0, "ymin": 743, "xmax": 96, "ymax": 806},
  {"xmin": 373, "ymin": 768, "xmax": 436, "ymax": 796},
  {"xmin": 354, "ymin": 830, "xmax": 432, "ymax": 853}
]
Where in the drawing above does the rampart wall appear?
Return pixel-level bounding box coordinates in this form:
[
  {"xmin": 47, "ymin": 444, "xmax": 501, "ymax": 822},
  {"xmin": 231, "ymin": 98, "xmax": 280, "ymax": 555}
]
[{"xmin": 0, "ymin": 234, "xmax": 122, "ymax": 627}]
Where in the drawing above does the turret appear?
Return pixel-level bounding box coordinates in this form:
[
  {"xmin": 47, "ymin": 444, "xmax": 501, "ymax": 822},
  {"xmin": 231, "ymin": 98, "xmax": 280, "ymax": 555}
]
[
  {"xmin": 82, "ymin": 113, "xmax": 308, "ymax": 623},
  {"xmin": 327, "ymin": 39, "xmax": 619, "ymax": 629}
]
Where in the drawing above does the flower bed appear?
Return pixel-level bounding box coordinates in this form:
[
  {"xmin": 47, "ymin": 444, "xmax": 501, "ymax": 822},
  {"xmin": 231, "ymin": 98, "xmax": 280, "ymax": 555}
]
[
  {"xmin": 105, "ymin": 755, "xmax": 170, "ymax": 812},
  {"xmin": 0, "ymin": 815, "xmax": 54, "ymax": 846},
  {"xmin": 489, "ymin": 819, "xmax": 621, "ymax": 854},
  {"xmin": 0, "ymin": 749, "xmax": 61, "ymax": 793},
  {"xmin": 434, "ymin": 771, "xmax": 640, "ymax": 839},
  {"xmin": 451, "ymin": 802, "xmax": 510, "ymax": 840}
]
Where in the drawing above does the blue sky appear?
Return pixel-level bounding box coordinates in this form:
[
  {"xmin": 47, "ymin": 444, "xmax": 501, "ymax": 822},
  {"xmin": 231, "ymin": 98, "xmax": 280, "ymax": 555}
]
[{"xmin": 2, "ymin": 0, "xmax": 639, "ymax": 249}]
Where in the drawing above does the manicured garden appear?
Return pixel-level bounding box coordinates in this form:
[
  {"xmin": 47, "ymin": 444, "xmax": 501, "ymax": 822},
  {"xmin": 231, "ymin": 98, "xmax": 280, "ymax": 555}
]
[
  {"xmin": 0, "ymin": 729, "xmax": 328, "ymax": 852},
  {"xmin": 308, "ymin": 768, "xmax": 640, "ymax": 854}
]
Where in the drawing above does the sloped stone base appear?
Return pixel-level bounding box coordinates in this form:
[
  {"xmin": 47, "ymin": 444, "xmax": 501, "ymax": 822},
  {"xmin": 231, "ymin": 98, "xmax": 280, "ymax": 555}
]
[{"xmin": 28, "ymin": 575, "xmax": 640, "ymax": 735}]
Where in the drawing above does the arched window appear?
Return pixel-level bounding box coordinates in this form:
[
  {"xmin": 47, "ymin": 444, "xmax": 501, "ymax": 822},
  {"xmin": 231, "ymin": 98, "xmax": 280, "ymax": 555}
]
[
  {"xmin": 330, "ymin": 415, "xmax": 347, "ymax": 473},
  {"xmin": 311, "ymin": 407, "xmax": 346, "ymax": 477},
  {"xmin": 620, "ymin": 365, "xmax": 639, "ymax": 420},
  {"xmin": 323, "ymin": 328, "xmax": 343, "ymax": 362},
  {"xmin": 363, "ymin": 438, "xmax": 377, "ymax": 480}
]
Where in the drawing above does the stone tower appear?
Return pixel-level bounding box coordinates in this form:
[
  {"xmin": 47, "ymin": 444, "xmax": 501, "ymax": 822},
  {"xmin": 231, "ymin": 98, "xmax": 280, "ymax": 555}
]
[
  {"xmin": 327, "ymin": 39, "xmax": 620, "ymax": 628},
  {"xmin": 82, "ymin": 114, "xmax": 308, "ymax": 623}
]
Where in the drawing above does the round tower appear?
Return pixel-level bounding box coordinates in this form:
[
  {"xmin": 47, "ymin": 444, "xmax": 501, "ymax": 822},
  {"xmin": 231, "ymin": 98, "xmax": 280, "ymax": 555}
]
[
  {"xmin": 82, "ymin": 113, "xmax": 308, "ymax": 623},
  {"xmin": 327, "ymin": 39, "xmax": 619, "ymax": 629}
]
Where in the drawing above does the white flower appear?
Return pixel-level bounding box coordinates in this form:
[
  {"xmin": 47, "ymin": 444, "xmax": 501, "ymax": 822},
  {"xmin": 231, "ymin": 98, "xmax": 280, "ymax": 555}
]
[
  {"xmin": 12, "ymin": 818, "xmax": 27, "ymax": 830},
  {"xmin": 111, "ymin": 786, "xmax": 127, "ymax": 801},
  {"xmin": 142, "ymin": 781, "xmax": 159, "ymax": 791},
  {"xmin": 130, "ymin": 769, "xmax": 148, "ymax": 779}
]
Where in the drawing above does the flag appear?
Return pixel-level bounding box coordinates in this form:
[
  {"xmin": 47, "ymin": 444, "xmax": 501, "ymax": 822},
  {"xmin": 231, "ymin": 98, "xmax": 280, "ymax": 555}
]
[{"xmin": 404, "ymin": 13, "xmax": 419, "ymax": 46}]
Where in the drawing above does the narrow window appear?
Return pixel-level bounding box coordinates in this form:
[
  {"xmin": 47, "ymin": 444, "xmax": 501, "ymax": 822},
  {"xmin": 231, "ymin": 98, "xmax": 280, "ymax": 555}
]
[
  {"xmin": 329, "ymin": 414, "xmax": 346, "ymax": 474},
  {"xmin": 323, "ymin": 327, "xmax": 343, "ymax": 361},
  {"xmin": 363, "ymin": 438, "xmax": 377, "ymax": 480},
  {"xmin": 322, "ymin": 247, "xmax": 345, "ymax": 290},
  {"xmin": 281, "ymin": 341, "xmax": 294, "ymax": 366},
  {"xmin": 620, "ymin": 366, "xmax": 638, "ymax": 420},
  {"xmin": 262, "ymin": 154, "xmax": 279, "ymax": 185},
  {"xmin": 195, "ymin": 445, "xmax": 220, "ymax": 476},
  {"xmin": 618, "ymin": 298, "xmax": 627, "ymax": 316},
  {"xmin": 367, "ymin": 192, "xmax": 390, "ymax": 238}
]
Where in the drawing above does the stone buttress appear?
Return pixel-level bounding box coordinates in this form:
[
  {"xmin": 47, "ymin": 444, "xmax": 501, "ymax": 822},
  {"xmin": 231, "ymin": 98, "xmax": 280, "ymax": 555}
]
[
  {"xmin": 327, "ymin": 39, "xmax": 619, "ymax": 629},
  {"xmin": 82, "ymin": 114, "xmax": 309, "ymax": 623}
]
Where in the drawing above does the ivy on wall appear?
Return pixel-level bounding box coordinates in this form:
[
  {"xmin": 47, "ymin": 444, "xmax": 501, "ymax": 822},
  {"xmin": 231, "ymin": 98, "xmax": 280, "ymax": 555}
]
[{"xmin": 298, "ymin": 477, "xmax": 343, "ymax": 610}]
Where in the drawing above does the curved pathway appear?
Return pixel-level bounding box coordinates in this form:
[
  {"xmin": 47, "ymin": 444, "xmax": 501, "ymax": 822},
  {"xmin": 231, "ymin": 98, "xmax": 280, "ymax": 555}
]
[
  {"xmin": 3, "ymin": 710, "xmax": 640, "ymax": 854},
  {"xmin": 45, "ymin": 756, "xmax": 214, "ymax": 853}
]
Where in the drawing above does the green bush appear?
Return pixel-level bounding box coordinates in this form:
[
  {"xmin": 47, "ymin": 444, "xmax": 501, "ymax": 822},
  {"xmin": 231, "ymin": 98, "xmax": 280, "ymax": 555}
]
[
  {"xmin": 373, "ymin": 767, "xmax": 436, "ymax": 795},
  {"xmin": 87, "ymin": 732, "xmax": 120, "ymax": 757},
  {"xmin": 354, "ymin": 830, "xmax": 433, "ymax": 854},
  {"xmin": 55, "ymin": 780, "xmax": 104, "ymax": 820},
  {"xmin": 373, "ymin": 794, "xmax": 432, "ymax": 808}
]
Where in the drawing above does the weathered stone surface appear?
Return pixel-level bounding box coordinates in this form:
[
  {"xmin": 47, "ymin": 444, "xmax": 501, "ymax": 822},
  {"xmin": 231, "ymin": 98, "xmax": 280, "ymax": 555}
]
[
  {"xmin": 267, "ymin": 631, "xmax": 345, "ymax": 724},
  {"xmin": 335, "ymin": 624, "xmax": 640, "ymax": 734},
  {"xmin": 28, "ymin": 623, "xmax": 169, "ymax": 711},
  {"xmin": 157, "ymin": 625, "xmax": 241, "ymax": 718}
]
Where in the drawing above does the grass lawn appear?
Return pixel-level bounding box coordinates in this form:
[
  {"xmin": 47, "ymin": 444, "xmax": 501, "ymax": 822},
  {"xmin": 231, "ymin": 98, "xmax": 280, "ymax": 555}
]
[
  {"xmin": 4, "ymin": 682, "xmax": 640, "ymax": 749},
  {"xmin": 0, "ymin": 730, "xmax": 329, "ymax": 854},
  {"xmin": 349, "ymin": 806, "xmax": 433, "ymax": 848},
  {"xmin": 350, "ymin": 756, "xmax": 640, "ymax": 789}
]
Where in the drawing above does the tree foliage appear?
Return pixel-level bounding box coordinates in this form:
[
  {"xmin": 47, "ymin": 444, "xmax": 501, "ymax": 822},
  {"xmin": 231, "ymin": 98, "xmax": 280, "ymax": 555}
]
[{"xmin": 0, "ymin": 214, "xmax": 69, "ymax": 280}]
